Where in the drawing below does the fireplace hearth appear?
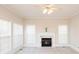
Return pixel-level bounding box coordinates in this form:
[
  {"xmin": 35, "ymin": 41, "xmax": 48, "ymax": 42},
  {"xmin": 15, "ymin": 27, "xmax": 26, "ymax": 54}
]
[{"xmin": 41, "ymin": 38, "xmax": 52, "ymax": 47}]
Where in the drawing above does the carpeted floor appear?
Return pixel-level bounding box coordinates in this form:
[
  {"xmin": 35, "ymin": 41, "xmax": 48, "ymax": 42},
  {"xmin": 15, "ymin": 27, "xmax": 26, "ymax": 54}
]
[{"xmin": 16, "ymin": 47, "xmax": 79, "ymax": 54}]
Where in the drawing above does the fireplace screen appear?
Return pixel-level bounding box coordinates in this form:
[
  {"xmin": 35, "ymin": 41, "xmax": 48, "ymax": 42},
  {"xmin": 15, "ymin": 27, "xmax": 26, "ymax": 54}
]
[{"xmin": 41, "ymin": 38, "xmax": 52, "ymax": 47}]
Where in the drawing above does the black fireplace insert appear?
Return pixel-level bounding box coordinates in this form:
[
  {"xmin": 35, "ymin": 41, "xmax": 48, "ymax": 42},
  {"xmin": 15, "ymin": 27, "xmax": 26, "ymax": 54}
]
[{"xmin": 41, "ymin": 38, "xmax": 52, "ymax": 47}]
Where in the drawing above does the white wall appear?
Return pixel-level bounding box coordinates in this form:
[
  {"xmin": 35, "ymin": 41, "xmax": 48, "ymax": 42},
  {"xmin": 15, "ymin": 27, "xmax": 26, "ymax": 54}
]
[
  {"xmin": 24, "ymin": 17, "xmax": 69, "ymax": 47},
  {"xmin": 0, "ymin": 6, "xmax": 23, "ymax": 24},
  {"xmin": 0, "ymin": 6, "xmax": 23, "ymax": 54},
  {"xmin": 70, "ymin": 15, "xmax": 79, "ymax": 48}
]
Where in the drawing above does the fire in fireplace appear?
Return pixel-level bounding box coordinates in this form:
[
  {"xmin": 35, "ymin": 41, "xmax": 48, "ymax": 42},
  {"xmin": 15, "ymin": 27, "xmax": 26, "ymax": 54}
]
[{"xmin": 41, "ymin": 38, "xmax": 52, "ymax": 47}]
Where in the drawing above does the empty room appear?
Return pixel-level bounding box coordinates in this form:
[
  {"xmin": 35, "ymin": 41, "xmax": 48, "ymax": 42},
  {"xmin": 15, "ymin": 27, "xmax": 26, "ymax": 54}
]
[{"xmin": 0, "ymin": 4, "xmax": 79, "ymax": 54}]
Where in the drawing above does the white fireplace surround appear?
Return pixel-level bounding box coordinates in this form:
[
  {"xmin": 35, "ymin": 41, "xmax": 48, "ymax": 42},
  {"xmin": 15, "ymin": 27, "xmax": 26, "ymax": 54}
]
[{"xmin": 39, "ymin": 32, "xmax": 56, "ymax": 47}]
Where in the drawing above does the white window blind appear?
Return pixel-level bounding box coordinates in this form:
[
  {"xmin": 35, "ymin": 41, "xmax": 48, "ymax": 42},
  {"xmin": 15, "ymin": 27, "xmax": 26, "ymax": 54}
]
[
  {"xmin": 26, "ymin": 25, "xmax": 36, "ymax": 47},
  {"xmin": 0, "ymin": 20, "xmax": 11, "ymax": 37},
  {"xmin": 58, "ymin": 25, "xmax": 68, "ymax": 44}
]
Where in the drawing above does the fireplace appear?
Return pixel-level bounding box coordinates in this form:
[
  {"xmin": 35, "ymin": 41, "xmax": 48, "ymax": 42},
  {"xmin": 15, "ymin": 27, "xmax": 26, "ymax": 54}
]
[{"xmin": 41, "ymin": 38, "xmax": 52, "ymax": 47}]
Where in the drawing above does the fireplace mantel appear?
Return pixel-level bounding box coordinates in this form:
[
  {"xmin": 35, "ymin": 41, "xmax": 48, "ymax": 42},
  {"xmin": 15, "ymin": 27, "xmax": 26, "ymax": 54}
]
[
  {"xmin": 40, "ymin": 32, "xmax": 55, "ymax": 38},
  {"xmin": 39, "ymin": 32, "xmax": 56, "ymax": 47}
]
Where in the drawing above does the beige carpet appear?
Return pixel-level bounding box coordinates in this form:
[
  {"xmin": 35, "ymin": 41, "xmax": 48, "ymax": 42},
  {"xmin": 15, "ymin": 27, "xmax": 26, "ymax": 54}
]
[{"xmin": 16, "ymin": 47, "xmax": 79, "ymax": 54}]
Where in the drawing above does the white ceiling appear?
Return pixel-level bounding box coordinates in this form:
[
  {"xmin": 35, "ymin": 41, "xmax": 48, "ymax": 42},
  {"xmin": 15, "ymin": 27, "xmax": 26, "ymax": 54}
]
[{"xmin": 1, "ymin": 4, "xmax": 79, "ymax": 20}]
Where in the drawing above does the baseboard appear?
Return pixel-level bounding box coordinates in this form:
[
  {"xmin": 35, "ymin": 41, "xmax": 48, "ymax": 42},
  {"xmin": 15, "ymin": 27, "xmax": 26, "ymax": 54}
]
[
  {"xmin": 7, "ymin": 45, "xmax": 23, "ymax": 54},
  {"xmin": 70, "ymin": 45, "xmax": 79, "ymax": 52},
  {"xmin": 55, "ymin": 44, "xmax": 70, "ymax": 47}
]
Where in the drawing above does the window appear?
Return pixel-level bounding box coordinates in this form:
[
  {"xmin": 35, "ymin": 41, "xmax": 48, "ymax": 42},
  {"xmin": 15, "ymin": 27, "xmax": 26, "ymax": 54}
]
[
  {"xmin": 0, "ymin": 19, "xmax": 23, "ymax": 53},
  {"xmin": 13, "ymin": 23, "xmax": 23, "ymax": 49},
  {"xmin": 13, "ymin": 23, "xmax": 23, "ymax": 35},
  {"xmin": 0, "ymin": 20, "xmax": 11, "ymax": 37},
  {"xmin": 58, "ymin": 25, "xmax": 68, "ymax": 44},
  {"xmin": 0, "ymin": 19, "xmax": 11, "ymax": 53},
  {"xmin": 26, "ymin": 25, "xmax": 36, "ymax": 47}
]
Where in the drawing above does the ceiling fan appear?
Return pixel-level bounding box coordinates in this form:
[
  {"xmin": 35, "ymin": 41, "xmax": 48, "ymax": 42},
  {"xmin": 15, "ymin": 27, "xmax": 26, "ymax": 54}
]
[
  {"xmin": 34, "ymin": 4, "xmax": 58, "ymax": 14},
  {"xmin": 42, "ymin": 4, "xmax": 57, "ymax": 14}
]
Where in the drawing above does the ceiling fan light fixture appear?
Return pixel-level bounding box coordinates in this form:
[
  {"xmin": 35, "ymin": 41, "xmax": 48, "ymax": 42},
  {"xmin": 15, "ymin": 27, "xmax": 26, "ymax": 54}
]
[
  {"xmin": 42, "ymin": 4, "xmax": 57, "ymax": 14},
  {"xmin": 43, "ymin": 8, "xmax": 47, "ymax": 14},
  {"xmin": 48, "ymin": 9, "xmax": 54, "ymax": 14}
]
